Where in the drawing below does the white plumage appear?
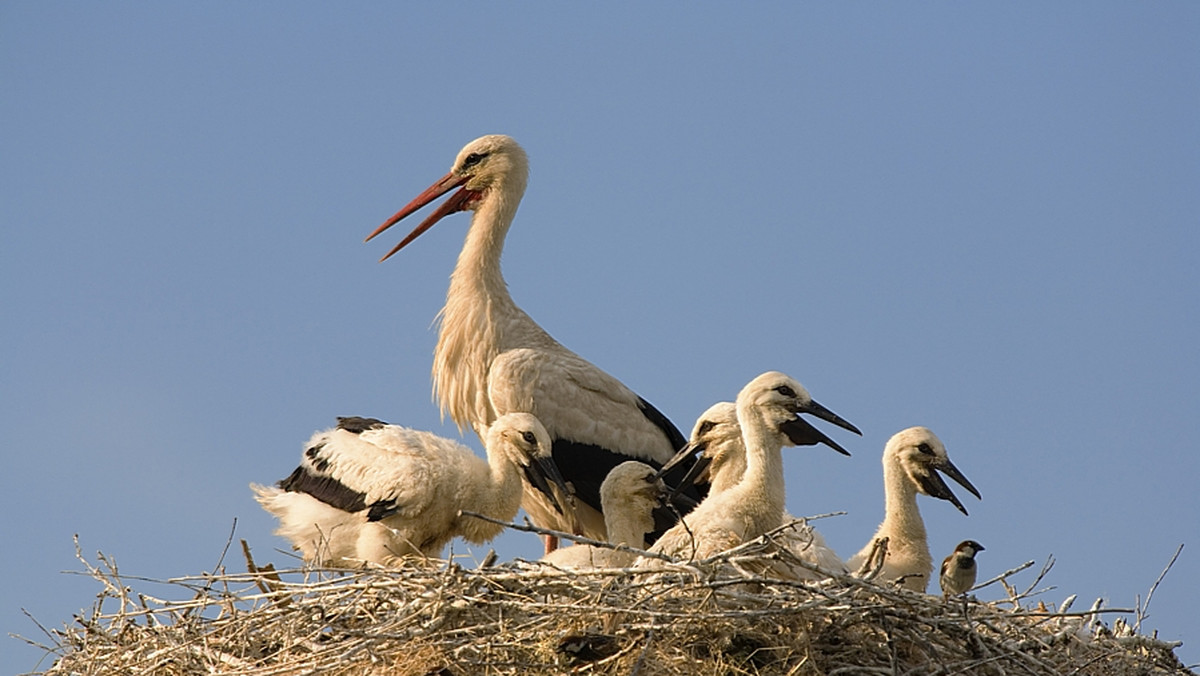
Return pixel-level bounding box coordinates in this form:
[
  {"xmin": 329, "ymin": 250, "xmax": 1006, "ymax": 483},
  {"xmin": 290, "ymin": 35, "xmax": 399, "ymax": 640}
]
[
  {"xmin": 365, "ymin": 135, "xmax": 698, "ymax": 549},
  {"xmin": 253, "ymin": 413, "xmax": 571, "ymax": 567},
  {"xmin": 845, "ymin": 426, "xmax": 981, "ymax": 591},
  {"xmin": 642, "ymin": 372, "xmax": 859, "ymax": 565},
  {"xmin": 676, "ymin": 402, "xmax": 851, "ymax": 578},
  {"xmin": 541, "ymin": 461, "xmax": 665, "ymax": 570}
]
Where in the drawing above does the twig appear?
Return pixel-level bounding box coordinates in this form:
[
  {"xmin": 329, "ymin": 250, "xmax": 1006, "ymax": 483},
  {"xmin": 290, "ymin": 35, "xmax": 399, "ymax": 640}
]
[
  {"xmin": 1018, "ymin": 555, "xmax": 1055, "ymax": 600},
  {"xmin": 458, "ymin": 511, "xmax": 676, "ymax": 563},
  {"xmin": 971, "ymin": 560, "xmax": 1036, "ymax": 593},
  {"xmin": 1135, "ymin": 543, "xmax": 1183, "ymax": 633}
]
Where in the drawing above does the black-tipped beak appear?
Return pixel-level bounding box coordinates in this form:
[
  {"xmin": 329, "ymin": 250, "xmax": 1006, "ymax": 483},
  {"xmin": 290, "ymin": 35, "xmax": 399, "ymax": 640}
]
[
  {"xmin": 779, "ymin": 415, "xmax": 852, "ymax": 456},
  {"xmin": 938, "ymin": 457, "xmax": 982, "ymax": 501},
  {"xmin": 645, "ymin": 474, "xmax": 680, "ymax": 510},
  {"xmin": 798, "ymin": 398, "xmax": 862, "ymax": 437},
  {"xmin": 653, "ymin": 441, "xmax": 703, "ymax": 482},
  {"xmin": 914, "ymin": 457, "xmax": 981, "ymax": 516},
  {"xmin": 524, "ymin": 456, "xmax": 576, "ymax": 520},
  {"xmin": 674, "ymin": 452, "xmax": 712, "ymax": 487},
  {"xmin": 664, "ymin": 480, "xmax": 701, "ymax": 510},
  {"xmin": 651, "ymin": 442, "xmax": 707, "ymax": 512}
]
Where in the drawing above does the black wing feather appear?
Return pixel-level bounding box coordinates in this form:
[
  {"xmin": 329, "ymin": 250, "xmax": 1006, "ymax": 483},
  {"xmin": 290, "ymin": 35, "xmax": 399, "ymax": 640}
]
[{"xmin": 277, "ymin": 466, "xmax": 368, "ymax": 514}]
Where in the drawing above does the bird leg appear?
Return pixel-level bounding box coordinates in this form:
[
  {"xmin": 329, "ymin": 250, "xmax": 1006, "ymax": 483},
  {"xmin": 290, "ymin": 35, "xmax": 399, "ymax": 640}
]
[{"xmin": 543, "ymin": 534, "xmax": 560, "ymax": 554}]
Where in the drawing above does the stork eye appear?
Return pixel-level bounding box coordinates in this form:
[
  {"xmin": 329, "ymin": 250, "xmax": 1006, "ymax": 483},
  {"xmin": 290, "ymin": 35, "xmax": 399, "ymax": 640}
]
[
  {"xmin": 462, "ymin": 152, "xmax": 487, "ymax": 169},
  {"xmin": 774, "ymin": 385, "xmax": 797, "ymax": 398},
  {"xmin": 521, "ymin": 431, "xmax": 537, "ymax": 445},
  {"xmin": 697, "ymin": 420, "xmax": 716, "ymax": 436},
  {"xmin": 917, "ymin": 442, "xmax": 934, "ymax": 455}
]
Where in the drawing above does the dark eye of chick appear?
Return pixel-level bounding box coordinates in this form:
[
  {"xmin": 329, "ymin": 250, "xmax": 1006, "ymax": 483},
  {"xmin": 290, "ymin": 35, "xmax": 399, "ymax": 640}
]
[
  {"xmin": 917, "ymin": 442, "xmax": 935, "ymax": 455},
  {"xmin": 521, "ymin": 431, "xmax": 537, "ymax": 445},
  {"xmin": 462, "ymin": 152, "xmax": 488, "ymax": 169},
  {"xmin": 775, "ymin": 385, "xmax": 796, "ymax": 398},
  {"xmin": 697, "ymin": 420, "xmax": 716, "ymax": 436}
]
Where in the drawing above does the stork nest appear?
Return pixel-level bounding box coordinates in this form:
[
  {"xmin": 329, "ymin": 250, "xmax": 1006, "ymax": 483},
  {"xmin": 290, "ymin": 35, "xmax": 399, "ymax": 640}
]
[{"xmin": 21, "ymin": 530, "xmax": 1194, "ymax": 676}]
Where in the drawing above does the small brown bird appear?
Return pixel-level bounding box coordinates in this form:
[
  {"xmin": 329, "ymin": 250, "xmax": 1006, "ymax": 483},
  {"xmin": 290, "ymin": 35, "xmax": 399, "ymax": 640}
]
[{"xmin": 939, "ymin": 540, "xmax": 985, "ymax": 597}]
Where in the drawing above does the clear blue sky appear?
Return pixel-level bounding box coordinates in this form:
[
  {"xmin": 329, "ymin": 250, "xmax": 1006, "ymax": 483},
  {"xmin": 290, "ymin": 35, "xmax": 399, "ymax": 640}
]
[{"xmin": 3, "ymin": 3, "xmax": 1197, "ymax": 672}]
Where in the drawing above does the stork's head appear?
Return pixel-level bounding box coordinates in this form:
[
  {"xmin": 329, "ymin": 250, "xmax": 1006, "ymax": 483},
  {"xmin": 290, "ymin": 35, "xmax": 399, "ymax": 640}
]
[
  {"xmin": 601, "ymin": 461, "xmax": 667, "ymax": 537},
  {"xmin": 885, "ymin": 426, "xmax": 982, "ymax": 515},
  {"xmin": 366, "ymin": 134, "xmax": 530, "ymax": 261},
  {"xmin": 738, "ymin": 371, "xmax": 862, "ymax": 443},
  {"xmin": 488, "ymin": 412, "xmax": 575, "ymax": 519},
  {"xmin": 685, "ymin": 402, "xmax": 741, "ymax": 487}
]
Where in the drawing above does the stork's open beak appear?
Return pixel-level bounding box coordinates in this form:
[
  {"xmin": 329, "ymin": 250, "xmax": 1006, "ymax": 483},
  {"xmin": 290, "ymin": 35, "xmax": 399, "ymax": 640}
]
[
  {"xmin": 653, "ymin": 441, "xmax": 703, "ymax": 482},
  {"xmin": 523, "ymin": 456, "xmax": 577, "ymax": 522},
  {"xmin": 915, "ymin": 457, "xmax": 982, "ymax": 516},
  {"xmin": 797, "ymin": 398, "xmax": 863, "ymax": 437},
  {"xmin": 646, "ymin": 443, "xmax": 706, "ymax": 510},
  {"xmin": 365, "ymin": 172, "xmax": 474, "ymax": 262},
  {"xmin": 779, "ymin": 415, "xmax": 852, "ymax": 456}
]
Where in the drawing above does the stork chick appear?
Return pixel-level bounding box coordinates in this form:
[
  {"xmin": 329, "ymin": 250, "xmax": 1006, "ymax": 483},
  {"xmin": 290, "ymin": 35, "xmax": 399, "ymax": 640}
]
[
  {"xmin": 845, "ymin": 427, "xmax": 981, "ymax": 591},
  {"xmin": 542, "ymin": 461, "xmax": 666, "ymax": 570},
  {"xmin": 365, "ymin": 135, "xmax": 702, "ymax": 551},
  {"xmin": 668, "ymin": 401, "xmax": 854, "ymax": 578},
  {"xmin": 253, "ymin": 413, "xmax": 572, "ymax": 567},
  {"xmin": 642, "ymin": 372, "xmax": 860, "ymax": 564},
  {"xmin": 940, "ymin": 539, "xmax": 985, "ymax": 598}
]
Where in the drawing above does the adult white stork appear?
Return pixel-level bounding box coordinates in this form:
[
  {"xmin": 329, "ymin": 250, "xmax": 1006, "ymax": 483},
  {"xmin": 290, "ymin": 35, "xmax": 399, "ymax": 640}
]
[
  {"xmin": 252, "ymin": 413, "xmax": 573, "ymax": 567},
  {"xmin": 365, "ymin": 135, "xmax": 699, "ymax": 550},
  {"xmin": 641, "ymin": 371, "xmax": 859, "ymax": 565},
  {"xmin": 541, "ymin": 461, "xmax": 666, "ymax": 570},
  {"xmin": 845, "ymin": 426, "xmax": 981, "ymax": 591},
  {"xmin": 667, "ymin": 401, "xmax": 854, "ymax": 578}
]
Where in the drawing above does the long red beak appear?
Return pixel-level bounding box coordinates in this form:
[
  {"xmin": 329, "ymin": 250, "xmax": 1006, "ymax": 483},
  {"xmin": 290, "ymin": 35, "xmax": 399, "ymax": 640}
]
[{"xmin": 365, "ymin": 172, "xmax": 472, "ymax": 262}]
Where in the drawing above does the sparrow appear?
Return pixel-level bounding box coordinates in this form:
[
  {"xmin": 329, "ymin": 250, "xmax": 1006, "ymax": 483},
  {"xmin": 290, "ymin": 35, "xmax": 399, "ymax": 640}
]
[{"xmin": 939, "ymin": 539, "xmax": 985, "ymax": 597}]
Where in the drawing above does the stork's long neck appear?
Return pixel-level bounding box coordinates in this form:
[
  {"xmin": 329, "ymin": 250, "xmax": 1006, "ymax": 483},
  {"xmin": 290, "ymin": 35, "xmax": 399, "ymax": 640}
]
[
  {"xmin": 457, "ymin": 444, "xmax": 524, "ymax": 543},
  {"xmin": 878, "ymin": 454, "xmax": 926, "ymax": 546},
  {"xmin": 433, "ymin": 179, "xmax": 532, "ymax": 434},
  {"xmin": 707, "ymin": 438, "xmax": 748, "ymax": 494},
  {"xmin": 729, "ymin": 406, "xmax": 787, "ymax": 530},
  {"xmin": 605, "ymin": 501, "xmax": 654, "ymax": 549},
  {"xmin": 452, "ymin": 186, "xmax": 521, "ymax": 297}
]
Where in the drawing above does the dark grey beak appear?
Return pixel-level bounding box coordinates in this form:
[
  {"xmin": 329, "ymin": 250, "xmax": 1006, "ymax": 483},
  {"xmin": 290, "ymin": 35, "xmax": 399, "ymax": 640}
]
[
  {"xmin": 653, "ymin": 441, "xmax": 704, "ymax": 482},
  {"xmin": 915, "ymin": 457, "xmax": 981, "ymax": 516},
  {"xmin": 524, "ymin": 456, "xmax": 576, "ymax": 519},
  {"xmin": 939, "ymin": 456, "xmax": 982, "ymax": 501},
  {"xmin": 644, "ymin": 473, "xmax": 675, "ymax": 509},
  {"xmin": 779, "ymin": 415, "xmax": 852, "ymax": 456},
  {"xmin": 798, "ymin": 398, "xmax": 863, "ymax": 437}
]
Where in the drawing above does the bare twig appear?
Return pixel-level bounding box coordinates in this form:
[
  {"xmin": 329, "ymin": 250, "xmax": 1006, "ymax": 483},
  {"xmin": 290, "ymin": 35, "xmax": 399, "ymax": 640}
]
[
  {"xmin": 458, "ymin": 511, "xmax": 676, "ymax": 563},
  {"xmin": 1135, "ymin": 543, "xmax": 1183, "ymax": 633},
  {"xmin": 971, "ymin": 560, "xmax": 1036, "ymax": 594}
]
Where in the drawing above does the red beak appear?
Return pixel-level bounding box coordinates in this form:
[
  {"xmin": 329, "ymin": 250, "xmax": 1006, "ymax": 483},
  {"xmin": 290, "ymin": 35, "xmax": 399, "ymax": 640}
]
[{"xmin": 366, "ymin": 172, "xmax": 473, "ymax": 262}]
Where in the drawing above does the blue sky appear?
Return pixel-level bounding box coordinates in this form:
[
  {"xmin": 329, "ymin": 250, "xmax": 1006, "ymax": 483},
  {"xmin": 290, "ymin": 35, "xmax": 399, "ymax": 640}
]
[{"xmin": 3, "ymin": 3, "xmax": 1197, "ymax": 672}]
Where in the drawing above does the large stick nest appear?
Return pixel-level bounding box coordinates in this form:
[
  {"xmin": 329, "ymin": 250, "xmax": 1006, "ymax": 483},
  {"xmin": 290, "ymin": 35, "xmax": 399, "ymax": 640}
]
[{"xmin": 22, "ymin": 532, "xmax": 1194, "ymax": 676}]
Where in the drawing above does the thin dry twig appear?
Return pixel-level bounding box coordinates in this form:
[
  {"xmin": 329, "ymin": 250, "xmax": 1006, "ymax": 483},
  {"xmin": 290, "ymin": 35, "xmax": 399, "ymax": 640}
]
[{"xmin": 1136, "ymin": 543, "xmax": 1184, "ymax": 633}]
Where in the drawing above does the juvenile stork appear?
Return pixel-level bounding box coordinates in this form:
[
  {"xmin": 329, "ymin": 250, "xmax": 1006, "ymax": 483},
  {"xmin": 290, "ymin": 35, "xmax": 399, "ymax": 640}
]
[
  {"xmin": 670, "ymin": 401, "xmax": 853, "ymax": 578},
  {"xmin": 541, "ymin": 461, "xmax": 666, "ymax": 570},
  {"xmin": 845, "ymin": 427, "xmax": 981, "ymax": 591},
  {"xmin": 365, "ymin": 135, "xmax": 697, "ymax": 549},
  {"xmin": 642, "ymin": 372, "xmax": 860, "ymax": 565},
  {"xmin": 252, "ymin": 413, "xmax": 572, "ymax": 567}
]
